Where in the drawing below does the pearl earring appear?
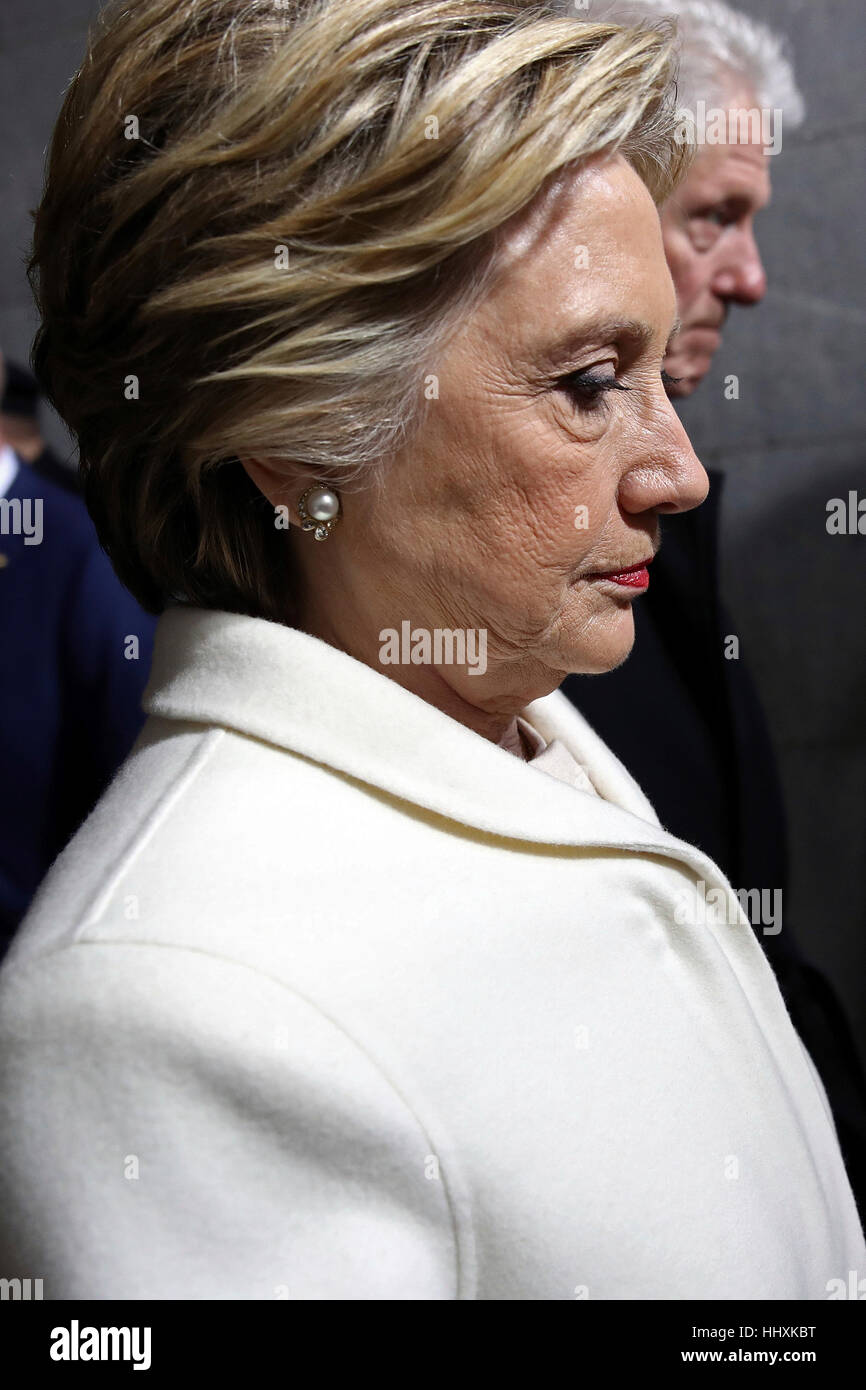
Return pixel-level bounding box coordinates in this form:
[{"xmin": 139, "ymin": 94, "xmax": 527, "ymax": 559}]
[{"xmin": 298, "ymin": 483, "xmax": 342, "ymax": 541}]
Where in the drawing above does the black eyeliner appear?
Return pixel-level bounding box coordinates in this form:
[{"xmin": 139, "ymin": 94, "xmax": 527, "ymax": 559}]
[{"xmin": 559, "ymin": 371, "xmax": 631, "ymax": 394}]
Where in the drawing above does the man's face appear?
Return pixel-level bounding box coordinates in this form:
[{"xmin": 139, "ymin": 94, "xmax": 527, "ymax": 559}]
[{"xmin": 661, "ymin": 92, "xmax": 772, "ymax": 395}]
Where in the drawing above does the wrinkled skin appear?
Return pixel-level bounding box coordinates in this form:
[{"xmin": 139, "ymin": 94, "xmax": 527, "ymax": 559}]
[
  {"xmin": 244, "ymin": 154, "xmax": 709, "ymax": 741},
  {"xmin": 661, "ymin": 89, "xmax": 772, "ymax": 395}
]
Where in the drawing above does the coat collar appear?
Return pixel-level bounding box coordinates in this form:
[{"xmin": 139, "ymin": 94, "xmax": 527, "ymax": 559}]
[{"xmin": 142, "ymin": 605, "xmax": 724, "ymax": 874}]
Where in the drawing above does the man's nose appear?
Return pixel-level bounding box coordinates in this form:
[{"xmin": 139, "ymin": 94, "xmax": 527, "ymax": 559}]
[{"xmin": 711, "ymin": 228, "xmax": 767, "ymax": 305}]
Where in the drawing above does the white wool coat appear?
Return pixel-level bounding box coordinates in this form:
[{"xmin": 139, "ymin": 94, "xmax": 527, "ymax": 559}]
[{"xmin": 0, "ymin": 606, "xmax": 863, "ymax": 1299}]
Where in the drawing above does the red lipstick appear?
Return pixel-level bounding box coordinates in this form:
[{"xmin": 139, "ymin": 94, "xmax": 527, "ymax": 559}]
[{"xmin": 589, "ymin": 559, "xmax": 652, "ymax": 590}]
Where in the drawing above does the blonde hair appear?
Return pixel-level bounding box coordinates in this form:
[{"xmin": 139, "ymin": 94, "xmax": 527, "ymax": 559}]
[{"xmin": 29, "ymin": 0, "xmax": 690, "ymax": 620}]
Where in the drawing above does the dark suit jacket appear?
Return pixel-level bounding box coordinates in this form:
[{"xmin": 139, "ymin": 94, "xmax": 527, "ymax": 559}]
[
  {"xmin": 0, "ymin": 458, "xmax": 156, "ymax": 951},
  {"xmin": 562, "ymin": 469, "xmax": 866, "ymax": 1226}
]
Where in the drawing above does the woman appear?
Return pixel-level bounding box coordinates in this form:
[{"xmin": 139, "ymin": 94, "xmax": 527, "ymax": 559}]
[{"xmin": 0, "ymin": 0, "xmax": 862, "ymax": 1299}]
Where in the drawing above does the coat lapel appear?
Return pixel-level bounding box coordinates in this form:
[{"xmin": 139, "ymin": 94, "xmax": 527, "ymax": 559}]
[{"xmin": 142, "ymin": 606, "xmax": 728, "ymax": 878}]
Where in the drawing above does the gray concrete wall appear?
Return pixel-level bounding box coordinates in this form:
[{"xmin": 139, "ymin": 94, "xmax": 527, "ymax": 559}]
[
  {"xmin": 0, "ymin": 0, "xmax": 102, "ymax": 466},
  {"xmin": 1, "ymin": 1, "xmax": 864, "ymax": 1051}
]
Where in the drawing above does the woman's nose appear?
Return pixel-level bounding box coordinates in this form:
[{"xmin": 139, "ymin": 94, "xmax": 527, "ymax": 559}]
[{"xmin": 618, "ymin": 402, "xmax": 709, "ymax": 517}]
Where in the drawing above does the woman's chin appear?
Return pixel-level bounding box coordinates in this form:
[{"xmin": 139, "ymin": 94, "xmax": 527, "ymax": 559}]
[{"xmin": 562, "ymin": 607, "xmax": 636, "ymax": 676}]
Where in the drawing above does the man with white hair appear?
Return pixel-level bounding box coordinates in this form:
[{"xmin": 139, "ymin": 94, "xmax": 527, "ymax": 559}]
[
  {"xmin": 595, "ymin": 0, "xmax": 804, "ymax": 391},
  {"xmin": 561, "ymin": 0, "xmax": 866, "ymax": 1226}
]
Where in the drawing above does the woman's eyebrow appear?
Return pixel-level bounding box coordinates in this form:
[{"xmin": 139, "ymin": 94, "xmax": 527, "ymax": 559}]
[{"xmin": 536, "ymin": 316, "xmax": 678, "ymax": 370}]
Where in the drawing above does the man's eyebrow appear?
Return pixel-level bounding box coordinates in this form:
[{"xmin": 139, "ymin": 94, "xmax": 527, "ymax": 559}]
[
  {"xmin": 667, "ymin": 318, "xmax": 682, "ymax": 351},
  {"xmin": 536, "ymin": 316, "xmax": 681, "ymax": 369}
]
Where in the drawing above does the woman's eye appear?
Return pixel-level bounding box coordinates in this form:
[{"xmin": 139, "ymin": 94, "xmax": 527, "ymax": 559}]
[{"xmin": 558, "ymin": 370, "xmax": 630, "ymax": 411}]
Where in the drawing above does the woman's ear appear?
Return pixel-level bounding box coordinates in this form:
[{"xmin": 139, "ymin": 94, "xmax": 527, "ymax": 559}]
[
  {"xmin": 238, "ymin": 459, "xmax": 342, "ymax": 541},
  {"xmin": 239, "ymin": 455, "xmax": 302, "ymax": 525}
]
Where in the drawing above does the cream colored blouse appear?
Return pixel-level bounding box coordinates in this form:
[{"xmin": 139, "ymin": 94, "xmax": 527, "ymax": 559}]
[{"xmin": 496, "ymin": 715, "xmax": 600, "ymax": 796}]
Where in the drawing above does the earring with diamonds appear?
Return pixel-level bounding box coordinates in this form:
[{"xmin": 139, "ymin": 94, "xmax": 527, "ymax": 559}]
[{"xmin": 298, "ymin": 483, "xmax": 342, "ymax": 541}]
